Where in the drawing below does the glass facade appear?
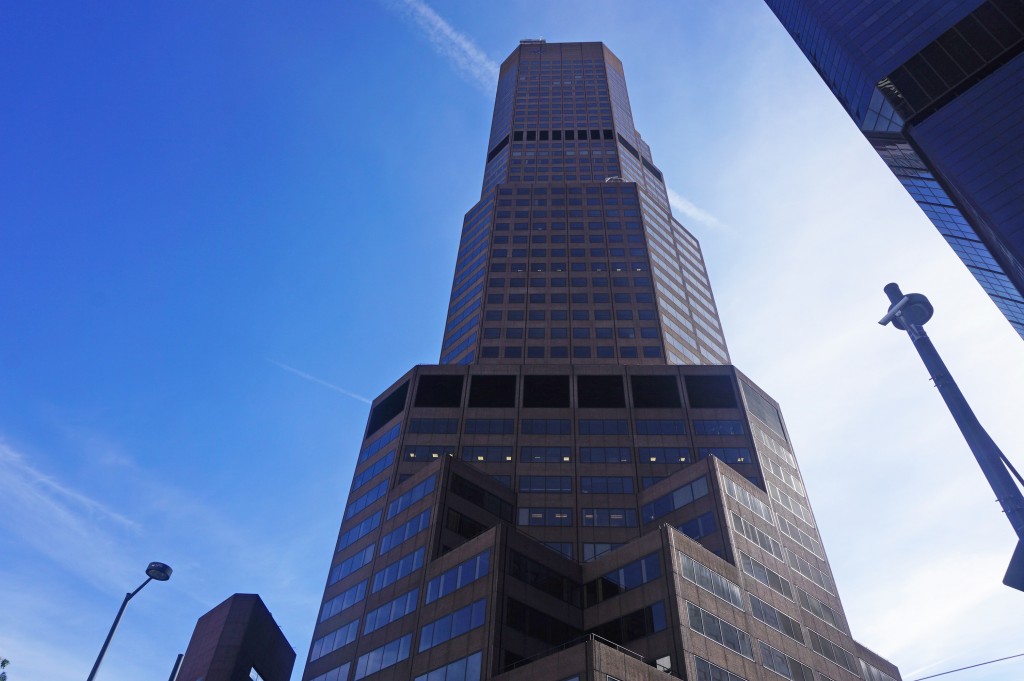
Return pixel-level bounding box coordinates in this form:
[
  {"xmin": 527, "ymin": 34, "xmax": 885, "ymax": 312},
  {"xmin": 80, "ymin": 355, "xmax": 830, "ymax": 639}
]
[{"xmin": 765, "ymin": 0, "xmax": 1024, "ymax": 338}]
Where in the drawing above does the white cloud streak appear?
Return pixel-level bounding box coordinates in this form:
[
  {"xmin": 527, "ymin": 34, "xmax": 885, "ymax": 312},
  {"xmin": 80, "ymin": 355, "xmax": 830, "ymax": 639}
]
[
  {"xmin": 666, "ymin": 187, "xmax": 729, "ymax": 233},
  {"xmin": 268, "ymin": 359, "xmax": 372, "ymax": 403},
  {"xmin": 381, "ymin": 0, "xmax": 498, "ymax": 95}
]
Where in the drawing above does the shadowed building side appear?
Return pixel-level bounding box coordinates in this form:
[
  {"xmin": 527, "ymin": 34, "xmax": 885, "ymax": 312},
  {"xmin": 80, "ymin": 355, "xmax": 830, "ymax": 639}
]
[{"xmin": 177, "ymin": 593, "xmax": 295, "ymax": 681}]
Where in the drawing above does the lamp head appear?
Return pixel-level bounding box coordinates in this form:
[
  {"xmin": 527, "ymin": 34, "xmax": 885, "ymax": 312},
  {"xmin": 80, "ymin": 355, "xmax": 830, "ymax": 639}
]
[{"xmin": 146, "ymin": 562, "xmax": 173, "ymax": 581}]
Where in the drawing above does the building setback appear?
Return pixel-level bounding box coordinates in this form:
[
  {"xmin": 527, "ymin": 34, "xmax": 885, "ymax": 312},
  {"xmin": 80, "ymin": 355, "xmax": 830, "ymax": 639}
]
[
  {"xmin": 763, "ymin": 0, "xmax": 1024, "ymax": 339},
  {"xmin": 301, "ymin": 41, "xmax": 901, "ymax": 681}
]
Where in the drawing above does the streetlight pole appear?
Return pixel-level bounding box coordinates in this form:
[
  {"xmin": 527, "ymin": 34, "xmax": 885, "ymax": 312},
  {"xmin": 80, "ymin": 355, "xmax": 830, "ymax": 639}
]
[
  {"xmin": 879, "ymin": 283, "xmax": 1024, "ymax": 591},
  {"xmin": 86, "ymin": 562, "xmax": 173, "ymax": 681}
]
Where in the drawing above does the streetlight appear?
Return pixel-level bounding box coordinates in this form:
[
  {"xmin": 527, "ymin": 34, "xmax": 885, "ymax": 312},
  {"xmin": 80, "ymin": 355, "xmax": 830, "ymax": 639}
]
[
  {"xmin": 86, "ymin": 562, "xmax": 173, "ymax": 681},
  {"xmin": 879, "ymin": 283, "xmax": 1024, "ymax": 592}
]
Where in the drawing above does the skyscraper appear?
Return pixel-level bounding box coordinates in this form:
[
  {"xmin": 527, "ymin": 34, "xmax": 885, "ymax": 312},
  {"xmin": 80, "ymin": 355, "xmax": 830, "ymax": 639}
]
[
  {"xmin": 763, "ymin": 0, "xmax": 1024, "ymax": 339},
  {"xmin": 302, "ymin": 41, "xmax": 901, "ymax": 681}
]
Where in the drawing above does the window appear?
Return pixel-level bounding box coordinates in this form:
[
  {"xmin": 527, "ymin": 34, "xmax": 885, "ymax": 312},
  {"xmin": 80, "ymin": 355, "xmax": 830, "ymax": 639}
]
[
  {"xmin": 639, "ymin": 447, "xmax": 689, "ymax": 463},
  {"xmin": 636, "ymin": 419, "xmax": 686, "ymax": 435},
  {"xmin": 521, "ymin": 419, "xmax": 570, "ymax": 434},
  {"xmin": 372, "ymin": 546, "xmax": 424, "ymax": 592},
  {"xmin": 465, "ymin": 418, "xmax": 514, "ymax": 434},
  {"xmin": 641, "ymin": 476, "xmax": 708, "ymax": 523},
  {"xmin": 579, "ymin": 419, "xmax": 628, "ymax": 435},
  {"xmin": 319, "ymin": 580, "xmax": 367, "ymax": 622},
  {"xmin": 328, "ymin": 544, "xmax": 375, "ymax": 586},
  {"xmin": 451, "ymin": 475, "xmax": 513, "ymax": 521},
  {"xmin": 387, "ymin": 475, "xmax": 436, "ymax": 519},
  {"xmin": 462, "ymin": 446, "xmax": 512, "ymax": 462},
  {"xmin": 798, "ymin": 588, "xmax": 846, "ymax": 632},
  {"xmin": 352, "ymin": 451, "xmax": 395, "ymax": 492},
  {"xmin": 722, "ymin": 477, "xmax": 773, "ymax": 524},
  {"xmin": 310, "ymin": 618, "xmax": 359, "ymax": 661},
  {"xmin": 580, "ymin": 476, "xmax": 634, "ymax": 494},
  {"xmin": 732, "ymin": 512, "xmax": 784, "ymax": 560},
  {"xmin": 582, "ymin": 508, "xmax": 638, "ymax": 527},
  {"xmin": 680, "ymin": 553, "xmax": 743, "ymax": 609},
  {"xmin": 521, "ymin": 446, "xmax": 571, "ymax": 463},
  {"xmin": 750, "ymin": 593, "xmax": 804, "ymax": 644},
  {"xmin": 310, "ymin": 663, "xmax": 350, "ymax": 681},
  {"xmin": 693, "ymin": 656, "xmax": 747, "ymax": 681},
  {"xmin": 509, "ymin": 551, "xmax": 580, "ymax": 604},
  {"xmin": 380, "ymin": 509, "xmax": 431, "ymax": 555},
  {"xmin": 520, "ymin": 476, "xmax": 572, "ymax": 493},
  {"xmin": 518, "ymin": 507, "xmax": 572, "ymax": 526},
  {"xmin": 344, "ymin": 480, "xmax": 388, "ymax": 521},
  {"xmin": 580, "ymin": 447, "xmax": 631, "ymax": 463},
  {"xmin": 404, "ymin": 444, "xmax": 455, "ymax": 462},
  {"xmin": 591, "ymin": 602, "xmax": 667, "ymax": 644},
  {"xmin": 353, "ymin": 634, "xmax": 411, "ymax": 680},
  {"xmin": 506, "ymin": 598, "xmax": 581, "ymax": 645},
  {"xmin": 419, "ymin": 600, "xmax": 487, "ymax": 651},
  {"xmin": 687, "ymin": 602, "xmax": 754, "ymax": 659},
  {"xmin": 364, "ymin": 588, "xmax": 419, "ymax": 634},
  {"xmin": 583, "ymin": 542, "xmax": 623, "ymax": 561},
  {"xmin": 740, "ymin": 552, "xmax": 794, "ymax": 600},
  {"xmin": 760, "ymin": 642, "xmax": 814, "ymax": 681},
  {"xmin": 678, "ymin": 512, "xmax": 717, "ymax": 541},
  {"xmin": 425, "ymin": 551, "xmax": 490, "ymax": 603},
  {"xmin": 693, "ymin": 419, "xmax": 745, "ymax": 435},
  {"xmin": 413, "ymin": 651, "xmax": 483, "ymax": 681},
  {"xmin": 585, "ymin": 553, "xmax": 661, "ymax": 605},
  {"xmin": 409, "ymin": 418, "xmax": 459, "ymax": 434},
  {"xmin": 699, "ymin": 447, "xmax": 753, "ymax": 464},
  {"xmin": 337, "ymin": 512, "xmax": 382, "ymax": 552}
]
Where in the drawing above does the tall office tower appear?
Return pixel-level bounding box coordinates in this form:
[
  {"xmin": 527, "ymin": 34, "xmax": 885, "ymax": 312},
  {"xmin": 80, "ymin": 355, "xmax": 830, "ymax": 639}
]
[
  {"xmin": 302, "ymin": 42, "xmax": 901, "ymax": 681},
  {"xmin": 763, "ymin": 0, "xmax": 1024, "ymax": 339}
]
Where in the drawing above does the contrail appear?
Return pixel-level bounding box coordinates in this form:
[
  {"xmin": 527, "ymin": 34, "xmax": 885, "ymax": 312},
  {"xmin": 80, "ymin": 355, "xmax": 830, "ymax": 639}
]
[
  {"xmin": 268, "ymin": 359, "xmax": 372, "ymax": 404},
  {"xmin": 380, "ymin": 0, "xmax": 498, "ymax": 95}
]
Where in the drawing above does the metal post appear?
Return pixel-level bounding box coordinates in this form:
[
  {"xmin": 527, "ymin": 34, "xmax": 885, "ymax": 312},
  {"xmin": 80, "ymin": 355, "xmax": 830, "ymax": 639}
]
[
  {"xmin": 86, "ymin": 577, "xmax": 152, "ymax": 681},
  {"xmin": 880, "ymin": 283, "xmax": 1024, "ymax": 590}
]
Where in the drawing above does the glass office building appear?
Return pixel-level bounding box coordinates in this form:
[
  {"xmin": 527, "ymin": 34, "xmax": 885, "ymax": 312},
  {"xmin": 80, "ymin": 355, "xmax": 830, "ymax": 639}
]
[
  {"xmin": 301, "ymin": 42, "xmax": 901, "ymax": 681},
  {"xmin": 764, "ymin": 0, "xmax": 1024, "ymax": 338}
]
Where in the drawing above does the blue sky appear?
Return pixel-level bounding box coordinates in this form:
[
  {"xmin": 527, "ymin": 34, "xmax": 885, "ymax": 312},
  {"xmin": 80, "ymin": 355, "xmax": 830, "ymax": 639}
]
[{"xmin": 2, "ymin": 1, "xmax": 1023, "ymax": 680}]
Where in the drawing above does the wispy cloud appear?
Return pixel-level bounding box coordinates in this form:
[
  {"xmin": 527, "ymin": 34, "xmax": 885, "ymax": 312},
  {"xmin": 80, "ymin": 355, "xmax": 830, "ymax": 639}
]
[
  {"xmin": 0, "ymin": 441, "xmax": 142, "ymax": 591},
  {"xmin": 380, "ymin": 0, "xmax": 498, "ymax": 95},
  {"xmin": 666, "ymin": 187, "xmax": 729, "ymax": 233},
  {"xmin": 268, "ymin": 359, "xmax": 372, "ymax": 403}
]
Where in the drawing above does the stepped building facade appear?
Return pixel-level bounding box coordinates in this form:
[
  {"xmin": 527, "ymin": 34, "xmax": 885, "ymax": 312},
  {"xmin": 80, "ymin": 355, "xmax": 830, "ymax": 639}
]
[{"xmin": 301, "ymin": 41, "xmax": 901, "ymax": 681}]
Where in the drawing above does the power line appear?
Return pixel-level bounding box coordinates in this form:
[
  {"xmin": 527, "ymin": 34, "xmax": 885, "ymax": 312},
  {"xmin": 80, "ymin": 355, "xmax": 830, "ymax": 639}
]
[{"xmin": 911, "ymin": 652, "xmax": 1024, "ymax": 681}]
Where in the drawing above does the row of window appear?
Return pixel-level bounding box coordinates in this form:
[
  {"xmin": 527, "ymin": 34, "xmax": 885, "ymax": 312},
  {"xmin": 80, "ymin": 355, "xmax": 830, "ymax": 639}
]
[
  {"xmin": 749, "ymin": 593, "xmax": 804, "ymax": 645},
  {"xmin": 687, "ymin": 602, "xmax": 755, "ymax": 659},
  {"xmin": 425, "ymin": 551, "xmax": 490, "ymax": 604},
  {"xmin": 508, "ymin": 550, "xmax": 580, "ymax": 605},
  {"xmin": 731, "ymin": 512, "xmax": 785, "ymax": 561},
  {"xmin": 351, "ymin": 450, "xmax": 394, "ymax": 492},
  {"xmin": 409, "ymin": 418, "xmax": 692, "ymax": 436},
  {"xmin": 485, "ymin": 282, "xmax": 649, "ymax": 297},
  {"xmin": 387, "ymin": 476, "xmax": 436, "ymax": 519},
  {"xmin": 480, "ymin": 345, "xmax": 663, "ymax": 360},
  {"xmin": 740, "ymin": 552, "xmax": 794, "ymax": 600},
  {"xmin": 379, "ymin": 509, "xmax": 430, "ymax": 555},
  {"xmin": 680, "ymin": 553, "xmax": 743, "ymax": 610},
  {"xmin": 487, "ymin": 276, "xmax": 651, "ymax": 288},
  {"xmin": 363, "ymin": 587, "xmax": 418, "ymax": 635},
  {"xmin": 585, "ymin": 553, "xmax": 661, "ymax": 605},
  {"xmin": 310, "ymin": 618, "xmax": 359, "ymax": 661},
  {"xmin": 641, "ymin": 476, "xmax": 709, "ymax": 524},
  {"xmin": 413, "ymin": 651, "xmax": 482, "ymax": 681},
  {"xmin": 419, "ymin": 599, "xmax": 487, "ymax": 652},
  {"xmin": 482, "ymin": 325, "xmax": 658, "ymax": 339},
  {"xmin": 516, "ymin": 507, "xmax": 641, "ymax": 527}
]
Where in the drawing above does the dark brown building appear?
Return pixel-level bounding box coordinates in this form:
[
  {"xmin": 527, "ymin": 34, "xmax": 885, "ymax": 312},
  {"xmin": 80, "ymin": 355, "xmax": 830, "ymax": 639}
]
[
  {"xmin": 178, "ymin": 593, "xmax": 295, "ymax": 681},
  {"xmin": 301, "ymin": 41, "xmax": 901, "ymax": 681}
]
